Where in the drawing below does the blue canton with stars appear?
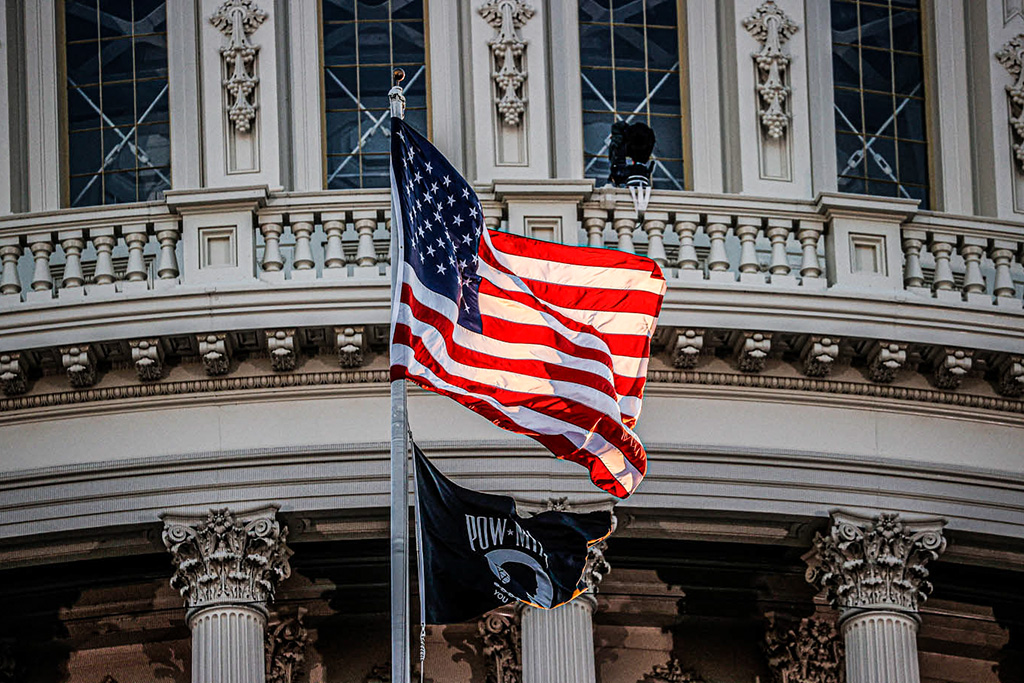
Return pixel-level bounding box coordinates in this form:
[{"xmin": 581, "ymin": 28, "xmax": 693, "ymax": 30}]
[{"xmin": 392, "ymin": 117, "xmax": 485, "ymax": 333}]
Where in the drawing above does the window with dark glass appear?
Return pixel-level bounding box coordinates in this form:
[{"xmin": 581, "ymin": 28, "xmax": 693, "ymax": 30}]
[
  {"xmin": 832, "ymin": 0, "xmax": 929, "ymax": 206},
  {"xmin": 579, "ymin": 0, "xmax": 685, "ymax": 190},
  {"xmin": 323, "ymin": 0, "xmax": 426, "ymax": 189},
  {"xmin": 65, "ymin": 0, "xmax": 170, "ymax": 207}
]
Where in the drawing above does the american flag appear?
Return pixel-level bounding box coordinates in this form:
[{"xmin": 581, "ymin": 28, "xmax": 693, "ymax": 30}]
[{"xmin": 389, "ymin": 118, "xmax": 665, "ymax": 498}]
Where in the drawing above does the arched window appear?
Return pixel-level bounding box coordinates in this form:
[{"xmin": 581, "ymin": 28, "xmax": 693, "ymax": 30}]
[
  {"xmin": 579, "ymin": 0, "xmax": 686, "ymax": 190},
  {"xmin": 832, "ymin": 0, "xmax": 929, "ymax": 207},
  {"xmin": 322, "ymin": 0, "xmax": 427, "ymax": 189},
  {"xmin": 64, "ymin": 0, "xmax": 170, "ymax": 207}
]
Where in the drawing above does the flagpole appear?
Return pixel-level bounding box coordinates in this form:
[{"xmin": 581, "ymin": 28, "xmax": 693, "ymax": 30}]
[{"xmin": 388, "ymin": 69, "xmax": 411, "ymax": 683}]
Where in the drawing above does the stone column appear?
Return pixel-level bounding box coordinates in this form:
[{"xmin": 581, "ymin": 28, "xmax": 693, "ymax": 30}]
[
  {"xmin": 806, "ymin": 511, "xmax": 947, "ymax": 683},
  {"xmin": 162, "ymin": 507, "xmax": 293, "ymax": 683},
  {"xmin": 521, "ymin": 533, "xmax": 610, "ymax": 683}
]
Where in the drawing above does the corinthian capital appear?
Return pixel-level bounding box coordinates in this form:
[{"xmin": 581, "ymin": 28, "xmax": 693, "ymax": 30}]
[
  {"xmin": 162, "ymin": 506, "xmax": 292, "ymax": 615},
  {"xmin": 807, "ymin": 511, "xmax": 946, "ymax": 615}
]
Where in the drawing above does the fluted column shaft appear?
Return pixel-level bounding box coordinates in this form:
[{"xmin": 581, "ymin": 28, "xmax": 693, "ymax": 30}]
[
  {"xmin": 522, "ymin": 598, "xmax": 596, "ymax": 683},
  {"xmin": 842, "ymin": 610, "xmax": 920, "ymax": 683},
  {"xmin": 190, "ymin": 605, "xmax": 267, "ymax": 683}
]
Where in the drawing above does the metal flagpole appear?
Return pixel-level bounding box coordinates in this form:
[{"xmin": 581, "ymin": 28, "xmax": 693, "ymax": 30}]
[{"xmin": 388, "ymin": 69, "xmax": 410, "ymax": 683}]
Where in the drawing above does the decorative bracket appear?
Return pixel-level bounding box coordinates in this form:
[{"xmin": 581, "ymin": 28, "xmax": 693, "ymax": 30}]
[
  {"xmin": 996, "ymin": 34, "xmax": 1024, "ymax": 172},
  {"xmin": 210, "ymin": 0, "xmax": 268, "ymax": 133},
  {"xmin": 61, "ymin": 344, "xmax": 98, "ymax": 388},
  {"xmin": 130, "ymin": 339, "xmax": 165, "ymax": 382},
  {"xmin": 479, "ymin": 0, "xmax": 535, "ymax": 127},
  {"xmin": 673, "ymin": 329, "xmax": 705, "ymax": 369},
  {"xmin": 743, "ymin": 0, "xmax": 799, "ymax": 139}
]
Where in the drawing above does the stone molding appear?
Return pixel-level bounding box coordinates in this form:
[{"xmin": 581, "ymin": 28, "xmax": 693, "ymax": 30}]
[
  {"xmin": 210, "ymin": 0, "xmax": 267, "ymax": 133},
  {"xmin": 638, "ymin": 659, "xmax": 706, "ymax": 683},
  {"xmin": 763, "ymin": 614, "xmax": 845, "ymax": 683},
  {"xmin": 266, "ymin": 608, "xmax": 308, "ymax": 683},
  {"xmin": 743, "ymin": 0, "xmax": 799, "ymax": 139},
  {"xmin": 997, "ymin": 34, "xmax": 1024, "ymax": 172},
  {"xmin": 479, "ymin": 0, "xmax": 535, "ymax": 127},
  {"xmin": 806, "ymin": 511, "xmax": 947, "ymax": 616},
  {"xmin": 162, "ymin": 506, "xmax": 292, "ymax": 617},
  {"xmin": 479, "ymin": 609, "xmax": 521, "ymax": 683}
]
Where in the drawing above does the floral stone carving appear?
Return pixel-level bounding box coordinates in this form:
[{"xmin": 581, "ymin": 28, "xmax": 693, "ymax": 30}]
[
  {"xmin": 210, "ymin": 0, "xmax": 268, "ymax": 133},
  {"xmin": 479, "ymin": 609, "xmax": 521, "ymax": 683},
  {"xmin": 266, "ymin": 609, "xmax": 308, "ymax": 683},
  {"xmin": 479, "ymin": 0, "xmax": 535, "ymax": 127},
  {"xmin": 638, "ymin": 659, "xmax": 706, "ymax": 683},
  {"xmin": 764, "ymin": 614, "xmax": 844, "ymax": 683},
  {"xmin": 807, "ymin": 511, "xmax": 946, "ymax": 614},
  {"xmin": 743, "ymin": 0, "xmax": 799, "ymax": 139},
  {"xmin": 997, "ymin": 34, "xmax": 1024, "ymax": 171},
  {"xmin": 162, "ymin": 507, "xmax": 292, "ymax": 614}
]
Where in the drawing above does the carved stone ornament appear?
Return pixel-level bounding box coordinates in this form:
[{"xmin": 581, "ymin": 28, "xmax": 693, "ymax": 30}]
[
  {"xmin": 266, "ymin": 329, "xmax": 297, "ymax": 372},
  {"xmin": 764, "ymin": 614, "xmax": 845, "ymax": 683},
  {"xmin": 266, "ymin": 609, "xmax": 308, "ymax": 683},
  {"xmin": 479, "ymin": 610, "xmax": 522, "ymax": 683},
  {"xmin": 673, "ymin": 329, "xmax": 705, "ymax": 369},
  {"xmin": 996, "ymin": 354, "xmax": 1024, "ymax": 397},
  {"xmin": 867, "ymin": 341, "xmax": 906, "ymax": 384},
  {"xmin": 210, "ymin": 0, "xmax": 268, "ymax": 133},
  {"xmin": 801, "ymin": 336, "xmax": 841, "ymax": 378},
  {"xmin": 60, "ymin": 344, "xmax": 97, "ymax": 388},
  {"xmin": 0, "ymin": 352, "xmax": 28, "ymax": 396},
  {"xmin": 130, "ymin": 338, "xmax": 164, "ymax": 381},
  {"xmin": 743, "ymin": 0, "xmax": 799, "ymax": 139},
  {"xmin": 807, "ymin": 511, "xmax": 946, "ymax": 614},
  {"xmin": 996, "ymin": 34, "xmax": 1024, "ymax": 172},
  {"xmin": 638, "ymin": 659, "xmax": 706, "ymax": 683},
  {"xmin": 162, "ymin": 507, "xmax": 292, "ymax": 614},
  {"xmin": 929, "ymin": 347, "xmax": 973, "ymax": 390},
  {"xmin": 336, "ymin": 326, "xmax": 365, "ymax": 368},
  {"xmin": 734, "ymin": 331, "xmax": 773, "ymax": 373},
  {"xmin": 479, "ymin": 0, "xmax": 535, "ymax": 127},
  {"xmin": 199, "ymin": 333, "xmax": 232, "ymax": 376}
]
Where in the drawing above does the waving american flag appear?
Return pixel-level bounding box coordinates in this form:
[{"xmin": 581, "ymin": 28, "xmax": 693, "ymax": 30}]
[{"xmin": 389, "ymin": 118, "xmax": 665, "ymax": 498}]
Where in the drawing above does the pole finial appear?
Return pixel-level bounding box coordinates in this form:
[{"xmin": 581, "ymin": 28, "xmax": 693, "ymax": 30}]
[{"xmin": 389, "ymin": 69, "xmax": 407, "ymax": 120}]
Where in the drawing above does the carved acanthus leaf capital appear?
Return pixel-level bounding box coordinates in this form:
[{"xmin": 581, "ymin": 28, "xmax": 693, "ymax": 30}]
[
  {"xmin": 162, "ymin": 507, "xmax": 292, "ymax": 614},
  {"xmin": 266, "ymin": 608, "xmax": 308, "ymax": 683},
  {"xmin": 764, "ymin": 614, "xmax": 845, "ymax": 683},
  {"xmin": 479, "ymin": 609, "xmax": 521, "ymax": 683},
  {"xmin": 807, "ymin": 511, "xmax": 946, "ymax": 615},
  {"xmin": 638, "ymin": 659, "xmax": 706, "ymax": 683}
]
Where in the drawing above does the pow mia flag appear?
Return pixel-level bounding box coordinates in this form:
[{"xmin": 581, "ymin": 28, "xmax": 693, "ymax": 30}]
[{"xmin": 413, "ymin": 444, "xmax": 613, "ymax": 624}]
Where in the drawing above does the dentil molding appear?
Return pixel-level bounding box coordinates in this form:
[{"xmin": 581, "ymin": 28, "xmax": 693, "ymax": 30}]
[
  {"xmin": 806, "ymin": 511, "xmax": 947, "ymax": 615},
  {"xmin": 210, "ymin": 0, "xmax": 268, "ymax": 133},
  {"xmin": 162, "ymin": 506, "xmax": 292, "ymax": 615},
  {"xmin": 743, "ymin": 0, "xmax": 799, "ymax": 139},
  {"xmin": 479, "ymin": 0, "xmax": 535, "ymax": 127}
]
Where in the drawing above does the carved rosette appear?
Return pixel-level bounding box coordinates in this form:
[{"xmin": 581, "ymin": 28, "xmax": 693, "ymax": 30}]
[
  {"xmin": 479, "ymin": 610, "xmax": 522, "ymax": 683},
  {"xmin": 162, "ymin": 507, "xmax": 292, "ymax": 616},
  {"xmin": 210, "ymin": 0, "xmax": 268, "ymax": 133},
  {"xmin": 479, "ymin": 0, "xmax": 535, "ymax": 127},
  {"xmin": 266, "ymin": 610, "xmax": 308, "ymax": 683},
  {"xmin": 743, "ymin": 0, "xmax": 799, "ymax": 139},
  {"xmin": 807, "ymin": 511, "xmax": 946, "ymax": 616},
  {"xmin": 638, "ymin": 659, "xmax": 706, "ymax": 683},
  {"xmin": 764, "ymin": 614, "xmax": 845, "ymax": 683}
]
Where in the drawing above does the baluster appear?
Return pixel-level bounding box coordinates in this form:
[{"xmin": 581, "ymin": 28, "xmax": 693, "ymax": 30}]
[
  {"xmin": 766, "ymin": 218, "xmax": 796, "ymax": 286},
  {"xmin": 582, "ymin": 208, "xmax": 607, "ymax": 248},
  {"xmin": 155, "ymin": 221, "xmax": 180, "ymax": 286},
  {"xmin": 705, "ymin": 215, "xmax": 733, "ymax": 281},
  {"xmin": 991, "ymin": 240, "xmax": 1020, "ymax": 305},
  {"xmin": 122, "ymin": 224, "xmax": 149, "ymax": 290},
  {"xmin": 290, "ymin": 213, "xmax": 316, "ymax": 281},
  {"xmin": 28, "ymin": 234, "xmax": 54, "ymax": 299},
  {"xmin": 674, "ymin": 213, "xmax": 701, "ymax": 281},
  {"xmin": 259, "ymin": 214, "xmax": 285, "ymax": 282},
  {"xmin": 322, "ymin": 212, "xmax": 347, "ymax": 279},
  {"xmin": 901, "ymin": 228, "xmax": 927, "ymax": 291},
  {"xmin": 0, "ymin": 240, "xmax": 22, "ymax": 298},
  {"xmin": 930, "ymin": 232, "xmax": 958, "ymax": 300},
  {"xmin": 353, "ymin": 210, "xmax": 378, "ymax": 276},
  {"xmin": 736, "ymin": 217, "xmax": 762, "ymax": 284},
  {"xmin": 643, "ymin": 212, "xmax": 668, "ymax": 267},
  {"xmin": 91, "ymin": 230, "xmax": 117, "ymax": 287},
  {"xmin": 613, "ymin": 208, "xmax": 637, "ymax": 254},
  {"xmin": 959, "ymin": 237, "xmax": 988, "ymax": 303},
  {"xmin": 58, "ymin": 230, "xmax": 85, "ymax": 290},
  {"xmin": 797, "ymin": 220, "xmax": 824, "ymax": 288}
]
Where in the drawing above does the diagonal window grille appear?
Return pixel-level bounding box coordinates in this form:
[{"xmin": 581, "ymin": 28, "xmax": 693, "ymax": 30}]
[
  {"xmin": 323, "ymin": 0, "xmax": 427, "ymax": 189},
  {"xmin": 831, "ymin": 0, "xmax": 929, "ymax": 207},
  {"xmin": 65, "ymin": 0, "xmax": 171, "ymax": 207},
  {"xmin": 579, "ymin": 0, "xmax": 686, "ymax": 190}
]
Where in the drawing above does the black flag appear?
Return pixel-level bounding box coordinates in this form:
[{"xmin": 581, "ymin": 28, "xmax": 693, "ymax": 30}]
[{"xmin": 413, "ymin": 444, "xmax": 613, "ymax": 624}]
